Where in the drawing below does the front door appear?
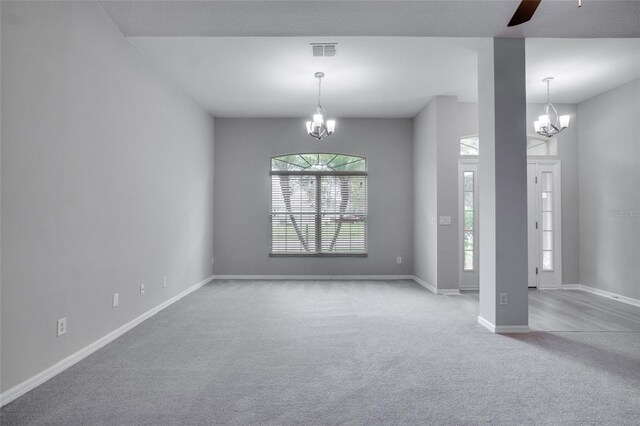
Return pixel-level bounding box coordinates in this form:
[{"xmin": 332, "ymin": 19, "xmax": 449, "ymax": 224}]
[{"xmin": 527, "ymin": 161, "xmax": 562, "ymax": 288}]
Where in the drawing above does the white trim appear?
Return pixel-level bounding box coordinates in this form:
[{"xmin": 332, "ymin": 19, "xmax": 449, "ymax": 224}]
[
  {"xmin": 560, "ymin": 284, "xmax": 582, "ymax": 290},
  {"xmin": 214, "ymin": 275, "xmax": 414, "ymax": 281},
  {"xmin": 477, "ymin": 316, "xmax": 496, "ymax": 332},
  {"xmin": 411, "ymin": 276, "xmax": 437, "ymax": 294},
  {"xmin": 477, "ymin": 316, "xmax": 530, "ymax": 334},
  {"xmin": 0, "ymin": 275, "xmax": 215, "ymax": 407},
  {"xmin": 410, "ymin": 276, "xmax": 460, "ymax": 295},
  {"xmin": 538, "ymin": 284, "xmax": 562, "ymax": 290},
  {"xmin": 215, "ymin": 275, "xmax": 461, "ymax": 296},
  {"xmin": 561, "ymin": 284, "xmax": 640, "ymax": 308}
]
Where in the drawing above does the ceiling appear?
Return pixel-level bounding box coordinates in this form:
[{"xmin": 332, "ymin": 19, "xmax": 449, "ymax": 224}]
[
  {"xmin": 102, "ymin": 1, "xmax": 640, "ymax": 38},
  {"xmin": 129, "ymin": 37, "xmax": 481, "ymax": 118},
  {"xmin": 101, "ymin": 1, "xmax": 640, "ymax": 118}
]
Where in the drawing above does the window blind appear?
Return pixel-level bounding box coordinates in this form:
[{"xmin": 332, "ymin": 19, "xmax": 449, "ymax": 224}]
[{"xmin": 270, "ymin": 171, "xmax": 367, "ymax": 255}]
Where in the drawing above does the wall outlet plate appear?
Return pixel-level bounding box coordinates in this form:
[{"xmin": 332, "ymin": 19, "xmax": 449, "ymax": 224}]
[
  {"xmin": 140, "ymin": 283, "xmax": 145, "ymax": 295},
  {"xmin": 499, "ymin": 293, "xmax": 508, "ymax": 305},
  {"xmin": 396, "ymin": 256, "xmax": 402, "ymax": 264},
  {"xmin": 163, "ymin": 276, "xmax": 167, "ymax": 288},
  {"xmin": 57, "ymin": 317, "xmax": 67, "ymax": 336},
  {"xmin": 113, "ymin": 293, "xmax": 119, "ymax": 307}
]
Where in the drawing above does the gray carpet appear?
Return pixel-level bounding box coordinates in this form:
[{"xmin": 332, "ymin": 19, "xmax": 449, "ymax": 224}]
[{"xmin": 2, "ymin": 280, "xmax": 640, "ymax": 425}]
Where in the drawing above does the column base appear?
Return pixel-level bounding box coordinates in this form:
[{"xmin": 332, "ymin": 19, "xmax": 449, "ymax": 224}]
[{"xmin": 478, "ymin": 316, "xmax": 530, "ymax": 334}]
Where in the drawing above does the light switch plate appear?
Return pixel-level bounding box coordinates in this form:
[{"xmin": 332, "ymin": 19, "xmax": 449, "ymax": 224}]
[{"xmin": 439, "ymin": 216, "xmax": 452, "ymax": 225}]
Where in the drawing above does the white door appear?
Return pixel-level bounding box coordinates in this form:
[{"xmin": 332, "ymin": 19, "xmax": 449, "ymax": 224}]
[
  {"xmin": 527, "ymin": 163, "xmax": 538, "ymax": 287},
  {"xmin": 527, "ymin": 161, "xmax": 562, "ymax": 289}
]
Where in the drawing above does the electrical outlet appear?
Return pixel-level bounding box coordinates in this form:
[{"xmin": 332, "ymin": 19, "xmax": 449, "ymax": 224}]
[
  {"xmin": 396, "ymin": 256, "xmax": 402, "ymax": 264},
  {"xmin": 211, "ymin": 257, "xmax": 215, "ymax": 265},
  {"xmin": 57, "ymin": 318, "xmax": 67, "ymax": 336},
  {"xmin": 140, "ymin": 283, "xmax": 145, "ymax": 295},
  {"xmin": 163, "ymin": 276, "xmax": 167, "ymax": 288},
  {"xmin": 113, "ymin": 293, "xmax": 119, "ymax": 307},
  {"xmin": 499, "ymin": 293, "xmax": 508, "ymax": 306}
]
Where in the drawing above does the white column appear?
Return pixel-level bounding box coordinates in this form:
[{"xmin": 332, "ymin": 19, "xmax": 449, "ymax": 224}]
[{"xmin": 477, "ymin": 38, "xmax": 529, "ymax": 333}]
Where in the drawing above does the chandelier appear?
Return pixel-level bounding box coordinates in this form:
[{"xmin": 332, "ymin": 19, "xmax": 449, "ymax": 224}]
[
  {"xmin": 534, "ymin": 77, "xmax": 570, "ymax": 138},
  {"xmin": 306, "ymin": 72, "xmax": 335, "ymax": 140}
]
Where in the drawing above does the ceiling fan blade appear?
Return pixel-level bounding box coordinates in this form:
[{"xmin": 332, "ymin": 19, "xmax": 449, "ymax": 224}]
[{"xmin": 507, "ymin": 0, "xmax": 542, "ymax": 27}]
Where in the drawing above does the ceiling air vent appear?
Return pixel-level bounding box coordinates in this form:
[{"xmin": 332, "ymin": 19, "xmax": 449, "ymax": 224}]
[{"xmin": 311, "ymin": 43, "xmax": 337, "ymax": 57}]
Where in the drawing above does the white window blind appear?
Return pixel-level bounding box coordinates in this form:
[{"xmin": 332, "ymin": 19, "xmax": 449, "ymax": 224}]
[{"xmin": 270, "ymin": 154, "xmax": 367, "ymax": 256}]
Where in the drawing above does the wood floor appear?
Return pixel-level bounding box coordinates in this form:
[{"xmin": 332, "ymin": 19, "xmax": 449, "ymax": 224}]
[
  {"xmin": 529, "ymin": 289, "xmax": 640, "ymax": 331},
  {"xmin": 464, "ymin": 288, "xmax": 640, "ymax": 332}
]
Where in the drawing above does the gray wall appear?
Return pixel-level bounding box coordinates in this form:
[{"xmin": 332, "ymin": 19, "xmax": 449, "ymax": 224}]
[
  {"xmin": 577, "ymin": 78, "xmax": 640, "ymax": 299},
  {"xmin": 213, "ymin": 118, "xmax": 413, "ymax": 276},
  {"xmin": 1, "ymin": 2, "xmax": 215, "ymax": 392},
  {"xmin": 413, "ymin": 97, "xmax": 472, "ymax": 290},
  {"xmin": 435, "ymin": 97, "xmax": 460, "ymax": 290},
  {"xmin": 526, "ymin": 103, "xmax": 579, "ymax": 284},
  {"xmin": 413, "ymin": 102, "xmax": 438, "ymax": 285},
  {"xmin": 444, "ymin": 101, "xmax": 580, "ymax": 287},
  {"xmin": 458, "ymin": 102, "xmax": 479, "ymax": 139}
]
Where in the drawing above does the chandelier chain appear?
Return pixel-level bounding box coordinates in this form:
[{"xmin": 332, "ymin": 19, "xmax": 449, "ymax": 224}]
[{"xmin": 546, "ymin": 79, "xmax": 550, "ymax": 104}]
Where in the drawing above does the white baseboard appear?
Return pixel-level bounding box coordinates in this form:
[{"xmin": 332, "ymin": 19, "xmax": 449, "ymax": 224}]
[
  {"xmin": 0, "ymin": 275, "xmax": 215, "ymax": 407},
  {"xmin": 560, "ymin": 284, "xmax": 582, "ymax": 290},
  {"xmin": 477, "ymin": 316, "xmax": 530, "ymax": 334},
  {"xmin": 411, "ymin": 276, "xmax": 460, "ymax": 295},
  {"xmin": 214, "ymin": 275, "xmax": 414, "ymax": 280},
  {"xmin": 411, "ymin": 276, "xmax": 437, "ymax": 294},
  {"xmin": 561, "ymin": 284, "xmax": 640, "ymax": 308}
]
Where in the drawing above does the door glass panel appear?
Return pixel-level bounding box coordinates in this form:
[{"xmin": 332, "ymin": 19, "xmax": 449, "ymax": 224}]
[
  {"xmin": 542, "ymin": 172, "xmax": 553, "ymax": 191},
  {"xmin": 543, "ymin": 231, "xmax": 553, "ymax": 250},
  {"xmin": 464, "ymin": 191, "xmax": 473, "ymax": 210},
  {"xmin": 463, "ymin": 172, "xmax": 474, "ymax": 191},
  {"xmin": 542, "ymin": 250, "xmax": 553, "ymax": 270},
  {"xmin": 464, "ymin": 211, "xmax": 473, "ymax": 230},
  {"xmin": 541, "ymin": 171, "xmax": 553, "ymax": 271},
  {"xmin": 464, "ymin": 251, "xmax": 474, "ymax": 270},
  {"xmin": 462, "ymin": 170, "xmax": 475, "ymax": 271},
  {"xmin": 542, "ymin": 212, "xmax": 553, "ymax": 231},
  {"xmin": 541, "ymin": 192, "xmax": 552, "ymax": 211},
  {"xmin": 464, "ymin": 231, "xmax": 473, "ymax": 250}
]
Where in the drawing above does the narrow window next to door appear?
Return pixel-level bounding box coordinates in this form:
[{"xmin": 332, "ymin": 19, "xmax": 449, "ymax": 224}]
[
  {"xmin": 463, "ymin": 171, "xmax": 475, "ymax": 271},
  {"xmin": 541, "ymin": 171, "xmax": 553, "ymax": 271}
]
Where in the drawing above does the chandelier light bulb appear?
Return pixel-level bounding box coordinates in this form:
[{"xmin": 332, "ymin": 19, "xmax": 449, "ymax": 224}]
[
  {"xmin": 534, "ymin": 77, "xmax": 569, "ymax": 138},
  {"xmin": 306, "ymin": 72, "xmax": 335, "ymax": 140},
  {"xmin": 539, "ymin": 115, "xmax": 550, "ymax": 127}
]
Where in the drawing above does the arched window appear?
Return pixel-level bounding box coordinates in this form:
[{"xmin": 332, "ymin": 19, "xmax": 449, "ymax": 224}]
[{"xmin": 270, "ymin": 153, "xmax": 367, "ymax": 255}]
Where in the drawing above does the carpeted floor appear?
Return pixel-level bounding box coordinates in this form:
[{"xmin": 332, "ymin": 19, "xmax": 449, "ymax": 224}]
[{"xmin": 2, "ymin": 280, "xmax": 640, "ymax": 425}]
